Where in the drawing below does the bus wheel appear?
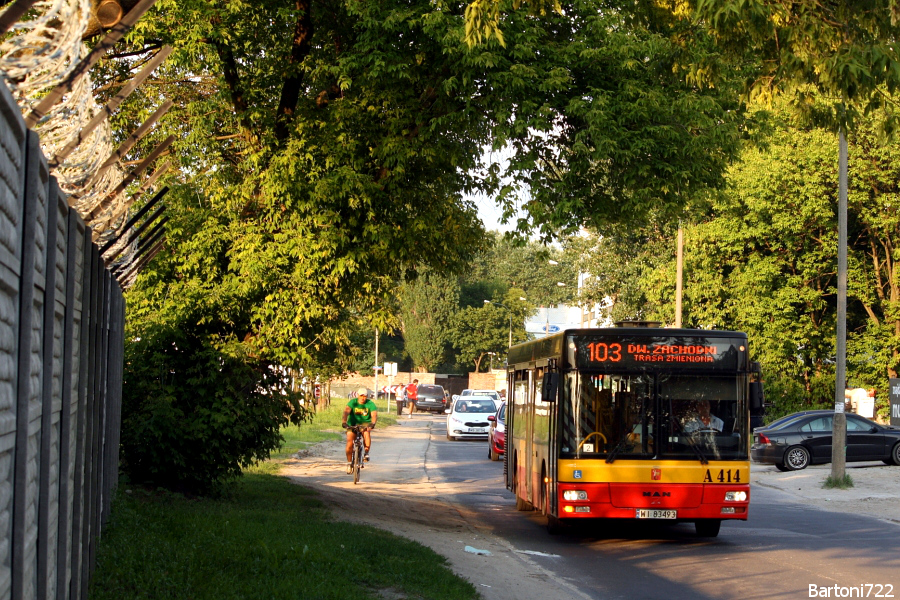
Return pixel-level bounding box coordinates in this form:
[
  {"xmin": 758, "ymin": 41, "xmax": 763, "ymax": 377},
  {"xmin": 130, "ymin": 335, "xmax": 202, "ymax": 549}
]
[{"xmin": 695, "ymin": 519, "xmax": 721, "ymax": 538}]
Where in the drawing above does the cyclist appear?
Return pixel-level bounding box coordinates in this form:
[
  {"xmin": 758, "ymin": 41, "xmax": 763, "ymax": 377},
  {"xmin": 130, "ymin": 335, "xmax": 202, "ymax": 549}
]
[{"xmin": 342, "ymin": 387, "xmax": 378, "ymax": 473}]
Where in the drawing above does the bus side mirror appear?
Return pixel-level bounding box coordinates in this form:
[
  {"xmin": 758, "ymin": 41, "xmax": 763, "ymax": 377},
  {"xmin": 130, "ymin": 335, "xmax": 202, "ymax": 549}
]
[
  {"xmin": 749, "ymin": 381, "xmax": 765, "ymax": 414},
  {"xmin": 542, "ymin": 373, "xmax": 559, "ymax": 403}
]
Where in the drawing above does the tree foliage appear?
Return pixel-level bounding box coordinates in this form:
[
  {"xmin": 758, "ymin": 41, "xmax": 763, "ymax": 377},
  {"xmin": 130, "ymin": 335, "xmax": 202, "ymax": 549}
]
[
  {"xmin": 399, "ymin": 270, "xmax": 461, "ymax": 372},
  {"xmin": 692, "ymin": 0, "xmax": 900, "ymax": 133},
  {"xmin": 466, "ymin": 0, "xmax": 900, "ymax": 133},
  {"xmin": 576, "ymin": 104, "xmax": 900, "ymax": 420},
  {"xmin": 123, "ymin": 293, "xmax": 311, "ymax": 493},
  {"xmin": 572, "ymin": 224, "xmax": 677, "ymax": 325},
  {"xmin": 114, "ymin": 0, "xmax": 498, "ymax": 490},
  {"xmin": 107, "ymin": 0, "xmax": 762, "ymax": 490},
  {"xmin": 449, "ymin": 290, "xmax": 531, "ymax": 371},
  {"xmin": 483, "ymin": 1, "xmax": 749, "ymax": 240},
  {"xmin": 464, "ymin": 232, "xmax": 577, "ymax": 305}
]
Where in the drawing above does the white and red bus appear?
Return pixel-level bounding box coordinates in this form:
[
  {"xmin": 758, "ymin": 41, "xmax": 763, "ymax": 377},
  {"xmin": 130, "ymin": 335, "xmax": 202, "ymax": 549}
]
[{"xmin": 504, "ymin": 324, "xmax": 764, "ymax": 537}]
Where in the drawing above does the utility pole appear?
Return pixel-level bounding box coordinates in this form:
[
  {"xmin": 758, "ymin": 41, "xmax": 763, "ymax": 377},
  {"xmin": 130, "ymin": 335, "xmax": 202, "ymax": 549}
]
[
  {"xmin": 373, "ymin": 328, "xmax": 380, "ymax": 403},
  {"xmin": 831, "ymin": 130, "xmax": 848, "ymax": 481},
  {"xmin": 675, "ymin": 226, "xmax": 683, "ymax": 328}
]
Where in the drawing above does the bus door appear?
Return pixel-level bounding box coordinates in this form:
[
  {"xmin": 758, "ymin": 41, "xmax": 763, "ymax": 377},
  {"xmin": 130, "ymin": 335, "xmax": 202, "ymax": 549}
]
[
  {"xmin": 543, "ymin": 369, "xmax": 560, "ymax": 517},
  {"xmin": 525, "ymin": 366, "xmax": 537, "ymax": 503},
  {"xmin": 510, "ymin": 370, "xmax": 530, "ymax": 497}
]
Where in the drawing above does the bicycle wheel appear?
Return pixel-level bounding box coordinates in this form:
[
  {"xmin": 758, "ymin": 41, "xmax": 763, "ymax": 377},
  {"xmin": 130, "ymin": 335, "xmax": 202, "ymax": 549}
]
[{"xmin": 353, "ymin": 442, "xmax": 363, "ymax": 484}]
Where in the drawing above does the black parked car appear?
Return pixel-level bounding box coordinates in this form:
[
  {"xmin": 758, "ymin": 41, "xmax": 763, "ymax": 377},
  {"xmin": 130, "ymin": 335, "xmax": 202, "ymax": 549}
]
[
  {"xmin": 751, "ymin": 410, "xmax": 900, "ymax": 471},
  {"xmin": 412, "ymin": 384, "xmax": 449, "ymax": 414}
]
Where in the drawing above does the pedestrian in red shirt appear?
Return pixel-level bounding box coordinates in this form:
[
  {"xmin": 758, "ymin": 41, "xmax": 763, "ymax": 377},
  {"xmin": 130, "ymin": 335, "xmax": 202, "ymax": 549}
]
[{"xmin": 405, "ymin": 379, "xmax": 419, "ymax": 418}]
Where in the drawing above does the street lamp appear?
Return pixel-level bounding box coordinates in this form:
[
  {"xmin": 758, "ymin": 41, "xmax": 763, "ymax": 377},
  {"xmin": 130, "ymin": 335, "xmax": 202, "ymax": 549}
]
[
  {"xmin": 487, "ymin": 351, "xmax": 497, "ymax": 371},
  {"xmin": 484, "ymin": 300, "xmax": 513, "ymax": 348}
]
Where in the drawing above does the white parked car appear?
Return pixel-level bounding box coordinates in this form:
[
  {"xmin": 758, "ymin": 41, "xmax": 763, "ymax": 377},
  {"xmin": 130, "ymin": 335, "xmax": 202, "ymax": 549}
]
[
  {"xmin": 445, "ymin": 396, "xmax": 497, "ymax": 441},
  {"xmin": 453, "ymin": 389, "xmax": 501, "ymax": 403}
]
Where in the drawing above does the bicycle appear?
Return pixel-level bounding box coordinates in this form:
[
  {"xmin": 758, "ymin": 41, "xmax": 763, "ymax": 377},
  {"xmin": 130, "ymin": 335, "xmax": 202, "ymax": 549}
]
[{"xmin": 344, "ymin": 424, "xmax": 372, "ymax": 484}]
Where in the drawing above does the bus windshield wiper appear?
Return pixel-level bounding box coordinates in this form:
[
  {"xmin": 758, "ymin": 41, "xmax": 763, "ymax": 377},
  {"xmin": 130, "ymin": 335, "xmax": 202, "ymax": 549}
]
[{"xmin": 605, "ymin": 437, "xmax": 629, "ymax": 464}]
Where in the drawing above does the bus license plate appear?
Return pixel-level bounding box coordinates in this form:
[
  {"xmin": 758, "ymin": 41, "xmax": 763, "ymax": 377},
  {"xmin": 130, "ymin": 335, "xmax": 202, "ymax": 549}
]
[{"xmin": 636, "ymin": 509, "xmax": 676, "ymax": 519}]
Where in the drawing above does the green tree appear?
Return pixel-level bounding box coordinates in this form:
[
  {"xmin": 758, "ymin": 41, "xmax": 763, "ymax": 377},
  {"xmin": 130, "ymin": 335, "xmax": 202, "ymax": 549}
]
[
  {"xmin": 449, "ymin": 290, "xmax": 531, "ymax": 371},
  {"xmin": 115, "ymin": 0, "xmax": 495, "ymax": 490},
  {"xmin": 669, "ymin": 107, "xmax": 900, "ymax": 419},
  {"xmin": 686, "ymin": 118, "xmax": 840, "ymax": 412},
  {"xmin": 399, "ymin": 271, "xmax": 460, "ymax": 372},
  {"xmin": 450, "ymin": 306, "xmax": 509, "ymax": 372},
  {"xmin": 109, "ymin": 0, "xmax": 756, "ymax": 490},
  {"xmin": 692, "ymin": 0, "xmax": 900, "ymax": 132},
  {"xmin": 844, "ymin": 116, "xmax": 900, "ymax": 418},
  {"xmin": 484, "ymin": 3, "xmax": 748, "ymax": 239},
  {"xmin": 572, "ymin": 225, "xmax": 677, "ymax": 325},
  {"xmin": 465, "ymin": 232, "xmax": 577, "ymax": 305},
  {"xmin": 467, "ymin": 0, "xmax": 900, "ymax": 132}
]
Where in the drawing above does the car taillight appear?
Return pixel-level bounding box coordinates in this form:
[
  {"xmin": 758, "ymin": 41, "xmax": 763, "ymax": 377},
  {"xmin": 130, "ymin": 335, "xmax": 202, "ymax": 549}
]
[{"xmin": 757, "ymin": 433, "xmax": 770, "ymax": 444}]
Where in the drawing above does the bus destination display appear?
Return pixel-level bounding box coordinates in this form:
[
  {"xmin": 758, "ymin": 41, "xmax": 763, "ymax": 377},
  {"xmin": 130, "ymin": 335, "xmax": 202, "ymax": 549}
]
[{"xmin": 572, "ymin": 335, "xmax": 745, "ymax": 371}]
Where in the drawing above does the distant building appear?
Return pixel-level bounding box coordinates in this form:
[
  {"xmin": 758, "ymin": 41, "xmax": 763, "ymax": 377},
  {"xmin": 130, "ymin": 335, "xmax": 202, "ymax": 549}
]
[{"xmin": 525, "ymin": 301, "xmax": 613, "ymax": 338}]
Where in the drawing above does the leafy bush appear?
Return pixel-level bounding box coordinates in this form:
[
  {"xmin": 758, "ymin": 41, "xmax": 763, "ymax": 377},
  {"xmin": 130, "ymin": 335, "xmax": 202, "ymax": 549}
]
[
  {"xmin": 121, "ymin": 317, "xmax": 310, "ymax": 494},
  {"xmin": 761, "ymin": 368, "xmax": 834, "ymax": 423}
]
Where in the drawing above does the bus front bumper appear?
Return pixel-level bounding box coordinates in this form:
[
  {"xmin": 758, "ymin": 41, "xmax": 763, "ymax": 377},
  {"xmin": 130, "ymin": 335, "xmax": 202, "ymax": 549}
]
[{"xmin": 556, "ymin": 482, "xmax": 750, "ymax": 520}]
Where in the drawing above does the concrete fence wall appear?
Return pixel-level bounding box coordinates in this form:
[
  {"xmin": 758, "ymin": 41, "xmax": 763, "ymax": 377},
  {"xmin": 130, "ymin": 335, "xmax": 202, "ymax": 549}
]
[{"xmin": 0, "ymin": 82, "xmax": 124, "ymax": 600}]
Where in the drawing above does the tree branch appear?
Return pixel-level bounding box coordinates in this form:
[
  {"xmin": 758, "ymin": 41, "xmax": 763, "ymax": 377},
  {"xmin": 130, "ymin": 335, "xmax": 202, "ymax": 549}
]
[{"xmin": 211, "ymin": 39, "xmax": 255, "ymax": 142}]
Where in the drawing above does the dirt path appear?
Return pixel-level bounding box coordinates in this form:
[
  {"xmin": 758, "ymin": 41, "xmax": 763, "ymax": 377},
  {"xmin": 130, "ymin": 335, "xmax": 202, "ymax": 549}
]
[{"xmin": 280, "ymin": 419, "xmax": 593, "ymax": 600}]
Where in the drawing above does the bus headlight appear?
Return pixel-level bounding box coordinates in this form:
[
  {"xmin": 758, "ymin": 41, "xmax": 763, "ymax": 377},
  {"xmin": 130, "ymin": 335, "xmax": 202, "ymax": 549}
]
[
  {"xmin": 725, "ymin": 491, "xmax": 747, "ymax": 502},
  {"xmin": 563, "ymin": 490, "xmax": 588, "ymax": 501}
]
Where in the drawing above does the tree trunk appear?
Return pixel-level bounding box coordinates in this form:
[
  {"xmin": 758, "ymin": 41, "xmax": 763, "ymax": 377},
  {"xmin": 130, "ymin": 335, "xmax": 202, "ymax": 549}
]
[{"xmin": 274, "ymin": 0, "xmax": 313, "ymax": 142}]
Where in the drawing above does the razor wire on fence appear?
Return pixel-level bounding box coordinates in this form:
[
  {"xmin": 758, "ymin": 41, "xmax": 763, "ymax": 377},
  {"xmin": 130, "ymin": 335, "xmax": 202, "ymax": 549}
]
[{"xmin": 0, "ymin": 0, "xmax": 170, "ymax": 288}]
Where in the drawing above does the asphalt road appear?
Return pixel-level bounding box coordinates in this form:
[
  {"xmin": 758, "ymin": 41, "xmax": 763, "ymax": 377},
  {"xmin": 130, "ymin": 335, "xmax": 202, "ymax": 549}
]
[{"xmin": 426, "ymin": 413, "xmax": 900, "ymax": 600}]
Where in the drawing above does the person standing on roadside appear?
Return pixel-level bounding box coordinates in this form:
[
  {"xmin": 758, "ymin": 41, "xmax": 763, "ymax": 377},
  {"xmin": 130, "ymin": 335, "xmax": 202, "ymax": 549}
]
[
  {"xmin": 405, "ymin": 378, "xmax": 419, "ymax": 418},
  {"xmin": 342, "ymin": 388, "xmax": 378, "ymax": 473}
]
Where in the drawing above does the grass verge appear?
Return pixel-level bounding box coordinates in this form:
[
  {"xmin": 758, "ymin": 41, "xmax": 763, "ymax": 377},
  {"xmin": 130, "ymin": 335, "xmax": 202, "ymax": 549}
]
[
  {"xmin": 823, "ymin": 473, "xmax": 854, "ymax": 489},
  {"xmin": 90, "ymin": 397, "xmax": 477, "ymax": 600}
]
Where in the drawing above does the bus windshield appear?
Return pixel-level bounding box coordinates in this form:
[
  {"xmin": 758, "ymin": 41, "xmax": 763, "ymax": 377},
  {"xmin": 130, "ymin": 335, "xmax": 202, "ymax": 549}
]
[{"xmin": 560, "ymin": 371, "xmax": 748, "ymax": 460}]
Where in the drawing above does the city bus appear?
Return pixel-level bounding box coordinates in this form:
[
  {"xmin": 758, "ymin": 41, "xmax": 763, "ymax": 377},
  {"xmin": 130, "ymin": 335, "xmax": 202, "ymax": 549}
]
[{"xmin": 504, "ymin": 324, "xmax": 764, "ymax": 537}]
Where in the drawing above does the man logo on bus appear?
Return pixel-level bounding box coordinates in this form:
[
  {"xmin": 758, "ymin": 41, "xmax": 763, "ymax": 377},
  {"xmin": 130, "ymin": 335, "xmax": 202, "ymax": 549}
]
[
  {"xmin": 651, "ymin": 468, "xmax": 661, "ymax": 480},
  {"xmin": 642, "ymin": 491, "xmax": 671, "ymax": 497}
]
